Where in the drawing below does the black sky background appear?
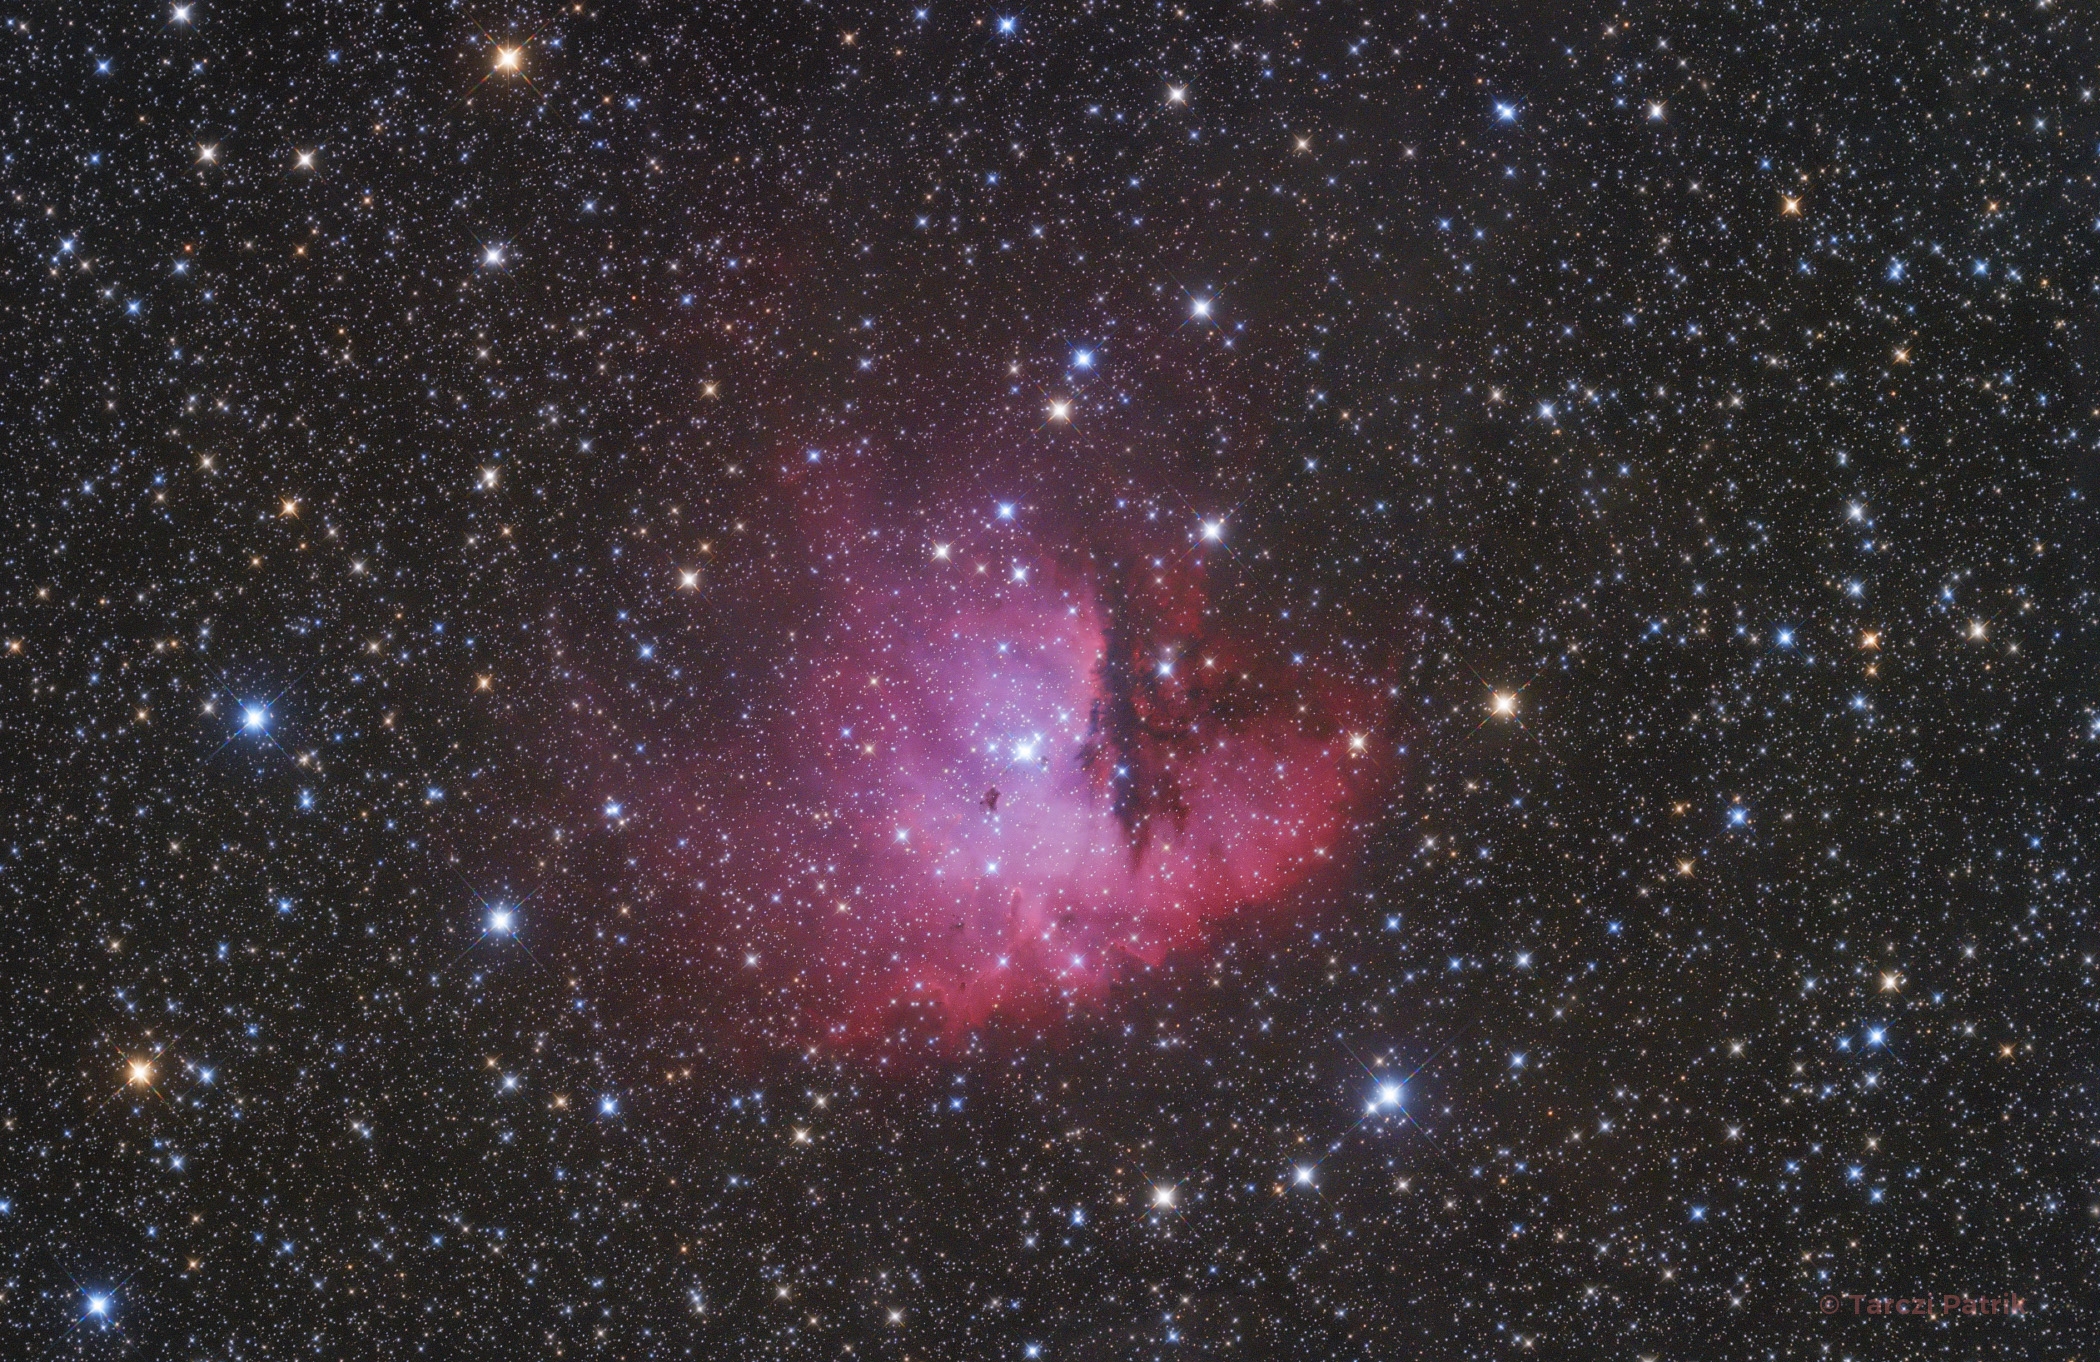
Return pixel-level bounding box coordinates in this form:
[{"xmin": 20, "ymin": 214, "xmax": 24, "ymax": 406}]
[{"xmin": 3, "ymin": 2, "xmax": 2095, "ymax": 1356}]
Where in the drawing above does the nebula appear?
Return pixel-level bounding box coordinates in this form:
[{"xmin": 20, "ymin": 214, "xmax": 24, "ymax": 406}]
[{"xmin": 678, "ymin": 486, "xmax": 1386, "ymax": 1041}]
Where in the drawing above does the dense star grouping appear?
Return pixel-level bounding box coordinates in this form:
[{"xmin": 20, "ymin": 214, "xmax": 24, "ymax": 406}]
[{"xmin": 2, "ymin": 1, "xmax": 2093, "ymax": 1356}]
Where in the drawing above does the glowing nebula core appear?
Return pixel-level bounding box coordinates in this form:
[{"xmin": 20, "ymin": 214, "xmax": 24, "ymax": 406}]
[{"xmin": 681, "ymin": 500, "xmax": 1386, "ymax": 1040}]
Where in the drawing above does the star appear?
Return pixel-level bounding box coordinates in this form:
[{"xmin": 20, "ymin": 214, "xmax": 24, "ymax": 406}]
[
  {"xmin": 1490, "ymin": 692, "xmax": 1518, "ymax": 717},
  {"xmin": 293, "ymin": 148, "xmax": 315, "ymax": 170},
  {"xmin": 494, "ymin": 46, "xmax": 522, "ymax": 72}
]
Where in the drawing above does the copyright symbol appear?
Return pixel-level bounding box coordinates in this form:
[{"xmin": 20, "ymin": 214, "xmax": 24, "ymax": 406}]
[{"xmin": 1820, "ymin": 1297, "xmax": 1839, "ymax": 1314}]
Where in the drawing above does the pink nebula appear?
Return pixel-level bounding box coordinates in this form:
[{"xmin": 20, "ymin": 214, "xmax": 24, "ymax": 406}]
[{"xmin": 683, "ymin": 511, "xmax": 1385, "ymax": 1042}]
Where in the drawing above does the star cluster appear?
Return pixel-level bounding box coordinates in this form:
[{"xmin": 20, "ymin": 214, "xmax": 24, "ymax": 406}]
[{"xmin": 1, "ymin": 2, "xmax": 2092, "ymax": 1357}]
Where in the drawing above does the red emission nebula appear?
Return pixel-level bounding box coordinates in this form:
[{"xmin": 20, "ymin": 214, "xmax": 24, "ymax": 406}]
[{"xmin": 671, "ymin": 482, "xmax": 1389, "ymax": 1043}]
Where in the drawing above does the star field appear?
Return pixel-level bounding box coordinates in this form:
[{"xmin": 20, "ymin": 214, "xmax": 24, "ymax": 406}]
[{"xmin": 2, "ymin": 2, "xmax": 2094, "ymax": 1357}]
